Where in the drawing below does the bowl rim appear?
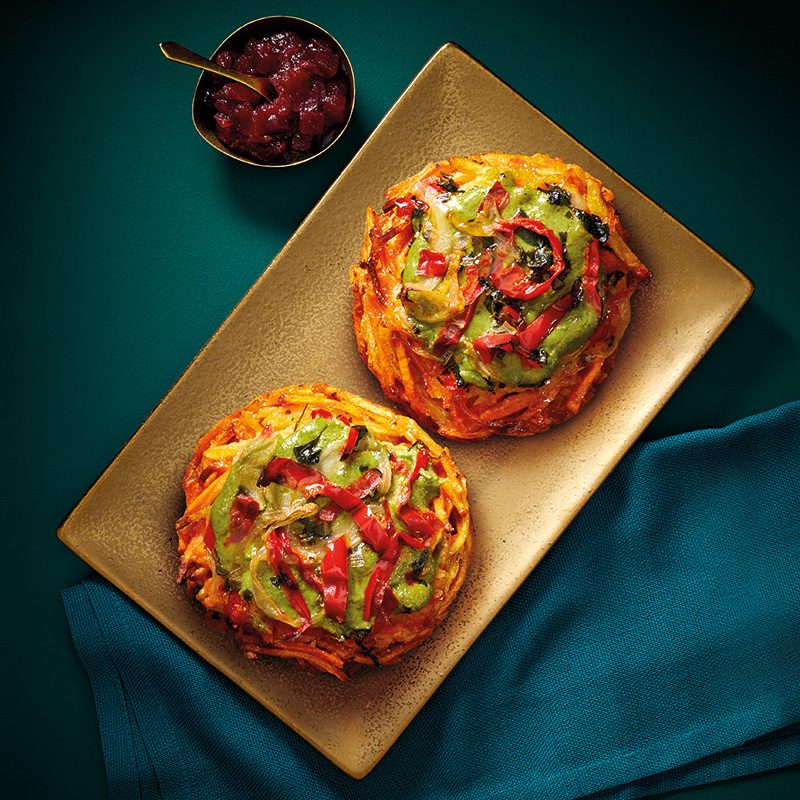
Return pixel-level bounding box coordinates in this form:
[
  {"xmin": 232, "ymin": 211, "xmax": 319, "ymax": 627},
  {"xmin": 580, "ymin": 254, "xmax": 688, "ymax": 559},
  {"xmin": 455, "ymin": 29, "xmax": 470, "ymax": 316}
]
[{"xmin": 190, "ymin": 15, "xmax": 356, "ymax": 168}]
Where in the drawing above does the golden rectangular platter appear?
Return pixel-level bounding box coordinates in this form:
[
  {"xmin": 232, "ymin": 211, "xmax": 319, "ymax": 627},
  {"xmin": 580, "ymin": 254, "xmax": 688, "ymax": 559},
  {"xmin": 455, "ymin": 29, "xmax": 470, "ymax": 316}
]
[{"xmin": 59, "ymin": 43, "xmax": 752, "ymax": 778}]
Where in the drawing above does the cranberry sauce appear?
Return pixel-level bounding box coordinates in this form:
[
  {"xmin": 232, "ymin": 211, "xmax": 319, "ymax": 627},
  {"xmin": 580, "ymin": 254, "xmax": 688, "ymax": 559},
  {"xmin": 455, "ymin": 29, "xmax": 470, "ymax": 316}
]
[{"xmin": 208, "ymin": 31, "xmax": 350, "ymax": 164}]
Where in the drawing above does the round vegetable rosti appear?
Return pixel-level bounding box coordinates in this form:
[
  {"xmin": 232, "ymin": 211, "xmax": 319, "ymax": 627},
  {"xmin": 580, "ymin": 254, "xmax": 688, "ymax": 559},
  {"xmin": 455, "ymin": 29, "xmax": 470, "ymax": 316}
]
[
  {"xmin": 176, "ymin": 384, "xmax": 472, "ymax": 679},
  {"xmin": 351, "ymin": 153, "xmax": 651, "ymax": 440}
]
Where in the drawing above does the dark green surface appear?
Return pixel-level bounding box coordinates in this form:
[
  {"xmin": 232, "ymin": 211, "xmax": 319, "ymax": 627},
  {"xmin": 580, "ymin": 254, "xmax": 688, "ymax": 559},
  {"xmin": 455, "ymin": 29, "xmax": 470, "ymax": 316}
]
[{"xmin": 4, "ymin": 1, "xmax": 797, "ymax": 797}]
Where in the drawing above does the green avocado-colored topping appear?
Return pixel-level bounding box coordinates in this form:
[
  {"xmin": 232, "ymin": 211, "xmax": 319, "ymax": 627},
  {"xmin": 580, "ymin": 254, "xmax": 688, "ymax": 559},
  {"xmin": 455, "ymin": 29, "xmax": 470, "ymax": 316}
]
[
  {"xmin": 400, "ymin": 171, "xmax": 609, "ymax": 389},
  {"xmin": 208, "ymin": 418, "xmax": 444, "ymax": 638}
]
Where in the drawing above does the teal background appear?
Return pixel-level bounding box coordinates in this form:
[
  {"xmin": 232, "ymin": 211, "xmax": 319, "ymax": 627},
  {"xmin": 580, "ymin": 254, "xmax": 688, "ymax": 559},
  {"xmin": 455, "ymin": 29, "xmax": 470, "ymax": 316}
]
[{"xmin": 4, "ymin": 0, "xmax": 797, "ymax": 797}]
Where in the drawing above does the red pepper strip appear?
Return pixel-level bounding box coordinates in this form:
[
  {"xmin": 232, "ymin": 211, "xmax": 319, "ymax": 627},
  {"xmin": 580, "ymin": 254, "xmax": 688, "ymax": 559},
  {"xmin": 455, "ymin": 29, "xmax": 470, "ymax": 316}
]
[
  {"xmin": 266, "ymin": 529, "xmax": 311, "ymax": 621},
  {"xmin": 417, "ymin": 249, "xmax": 447, "ymax": 278},
  {"xmin": 363, "ymin": 536, "xmax": 401, "ymax": 621},
  {"xmin": 491, "ymin": 218, "xmax": 566, "ymax": 300},
  {"xmin": 262, "ymin": 458, "xmax": 392, "ymax": 553},
  {"xmin": 317, "ymin": 468, "xmax": 382, "ymax": 522},
  {"xmin": 473, "ymin": 331, "xmax": 516, "ymax": 364},
  {"xmin": 516, "ymin": 294, "xmax": 574, "ymax": 355},
  {"xmin": 274, "ymin": 526, "xmax": 325, "ymax": 590},
  {"xmin": 321, "ymin": 536, "xmax": 349, "ymax": 623},
  {"xmin": 340, "ymin": 426, "xmax": 359, "ymax": 460},
  {"xmin": 298, "ymin": 564, "xmax": 323, "ymax": 593},
  {"xmin": 282, "ymin": 584, "xmax": 310, "ymax": 623},
  {"xmin": 225, "ymin": 593, "xmax": 251, "ymax": 626},
  {"xmin": 435, "ymin": 262, "xmax": 484, "ymax": 347},
  {"xmin": 498, "ymin": 305, "xmax": 521, "ymax": 325},
  {"xmin": 397, "ymin": 506, "xmax": 439, "ymax": 542},
  {"xmin": 489, "ymin": 262, "xmax": 541, "ymax": 301},
  {"xmin": 381, "ymin": 497, "xmax": 398, "ymax": 533},
  {"xmin": 408, "ymin": 448, "xmax": 429, "ymax": 486},
  {"xmin": 292, "ymin": 551, "xmax": 322, "ymax": 592},
  {"xmin": 583, "ymin": 239, "xmax": 602, "ymax": 315},
  {"xmin": 440, "ymin": 373, "xmax": 461, "ymax": 391},
  {"xmin": 325, "ymin": 485, "xmax": 392, "ymax": 554},
  {"xmin": 225, "ymin": 494, "xmax": 261, "ymax": 545},
  {"xmin": 397, "ymin": 529, "xmax": 427, "ymax": 548},
  {"xmin": 395, "ymin": 448, "xmax": 430, "ymax": 507},
  {"xmin": 495, "ymin": 217, "xmax": 564, "ymax": 256},
  {"xmin": 382, "ymin": 195, "xmax": 428, "ymax": 216},
  {"xmin": 261, "ymin": 457, "xmax": 327, "ymax": 495},
  {"xmin": 479, "ymin": 180, "xmax": 509, "ymax": 213},
  {"xmin": 436, "ymin": 301, "xmax": 480, "ymax": 347},
  {"xmin": 464, "ymin": 261, "xmax": 487, "ymax": 304},
  {"xmin": 393, "ymin": 449, "xmax": 438, "ymax": 546},
  {"xmin": 348, "ymin": 467, "xmax": 384, "ymax": 497}
]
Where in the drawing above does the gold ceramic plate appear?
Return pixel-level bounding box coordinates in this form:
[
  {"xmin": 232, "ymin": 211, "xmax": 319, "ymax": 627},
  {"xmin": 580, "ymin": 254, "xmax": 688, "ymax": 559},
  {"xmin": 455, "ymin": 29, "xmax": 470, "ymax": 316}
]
[{"xmin": 59, "ymin": 43, "xmax": 752, "ymax": 778}]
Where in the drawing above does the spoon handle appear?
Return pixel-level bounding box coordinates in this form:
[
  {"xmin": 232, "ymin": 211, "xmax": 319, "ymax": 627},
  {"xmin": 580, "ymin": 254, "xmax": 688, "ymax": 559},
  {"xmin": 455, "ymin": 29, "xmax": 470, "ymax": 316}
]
[{"xmin": 159, "ymin": 41, "xmax": 260, "ymax": 91}]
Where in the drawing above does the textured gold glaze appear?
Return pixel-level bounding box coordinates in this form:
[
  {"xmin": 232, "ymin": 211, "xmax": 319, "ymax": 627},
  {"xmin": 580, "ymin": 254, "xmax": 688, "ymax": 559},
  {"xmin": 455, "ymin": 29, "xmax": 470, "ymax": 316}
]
[{"xmin": 59, "ymin": 43, "xmax": 752, "ymax": 778}]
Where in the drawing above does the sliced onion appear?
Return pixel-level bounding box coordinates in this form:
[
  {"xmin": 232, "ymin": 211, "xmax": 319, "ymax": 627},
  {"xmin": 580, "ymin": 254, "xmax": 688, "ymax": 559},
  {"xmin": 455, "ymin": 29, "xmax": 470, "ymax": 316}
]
[
  {"xmin": 452, "ymin": 231, "xmax": 470, "ymax": 250},
  {"xmin": 248, "ymin": 545, "xmax": 294, "ymax": 626},
  {"xmin": 316, "ymin": 429, "xmax": 348, "ymax": 479},
  {"xmin": 426, "ymin": 198, "xmax": 457, "ymax": 253},
  {"xmin": 256, "ymin": 487, "xmax": 318, "ymax": 531}
]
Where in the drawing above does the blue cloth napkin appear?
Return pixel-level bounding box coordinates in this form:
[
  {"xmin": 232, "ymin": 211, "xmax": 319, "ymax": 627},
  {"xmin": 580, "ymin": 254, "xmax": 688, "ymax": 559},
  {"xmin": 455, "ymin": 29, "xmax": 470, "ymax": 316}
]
[{"xmin": 63, "ymin": 403, "xmax": 800, "ymax": 800}]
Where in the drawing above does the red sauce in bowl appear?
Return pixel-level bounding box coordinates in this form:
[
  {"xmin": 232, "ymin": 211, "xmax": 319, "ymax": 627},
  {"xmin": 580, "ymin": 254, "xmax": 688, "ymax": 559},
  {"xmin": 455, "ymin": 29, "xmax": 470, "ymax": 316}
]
[{"xmin": 207, "ymin": 31, "xmax": 350, "ymax": 164}]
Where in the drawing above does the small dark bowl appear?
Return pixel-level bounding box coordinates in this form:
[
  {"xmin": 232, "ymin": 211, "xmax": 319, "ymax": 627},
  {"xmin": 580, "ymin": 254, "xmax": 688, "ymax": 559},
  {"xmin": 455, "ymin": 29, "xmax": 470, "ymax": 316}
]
[{"xmin": 192, "ymin": 16, "xmax": 355, "ymax": 167}]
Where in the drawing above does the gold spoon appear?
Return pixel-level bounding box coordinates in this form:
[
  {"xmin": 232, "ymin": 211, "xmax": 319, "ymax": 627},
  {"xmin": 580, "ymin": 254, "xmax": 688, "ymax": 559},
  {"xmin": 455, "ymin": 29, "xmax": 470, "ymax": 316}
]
[{"xmin": 159, "ymin": 41, "xmax": 272, "ymax": 99}]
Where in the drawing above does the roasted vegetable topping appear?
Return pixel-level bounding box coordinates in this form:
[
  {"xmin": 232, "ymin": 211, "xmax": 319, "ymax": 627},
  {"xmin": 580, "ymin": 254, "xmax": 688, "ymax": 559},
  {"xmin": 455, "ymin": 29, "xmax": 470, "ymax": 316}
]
[
  {"xmin": 389, "ymin": 168, "xmax": 642, "ymax": 389},
  {"xmin": 208, "ymin": 416, "xmax": 446, "ymax": 636}
]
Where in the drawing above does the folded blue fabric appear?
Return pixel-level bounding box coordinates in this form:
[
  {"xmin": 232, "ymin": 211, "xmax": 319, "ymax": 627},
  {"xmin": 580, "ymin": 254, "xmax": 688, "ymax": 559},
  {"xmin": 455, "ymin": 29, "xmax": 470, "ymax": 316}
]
[{"xmin": 63, "ymin": 403, "xmax": 800, "ymax": 800}]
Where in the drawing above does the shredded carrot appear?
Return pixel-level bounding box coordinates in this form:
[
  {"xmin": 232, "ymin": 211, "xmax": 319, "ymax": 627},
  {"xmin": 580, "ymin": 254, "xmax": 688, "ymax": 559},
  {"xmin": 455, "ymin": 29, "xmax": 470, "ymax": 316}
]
[{"xmin": 183, "ymin": 471, "xmax": 228, "ymax": 517}]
